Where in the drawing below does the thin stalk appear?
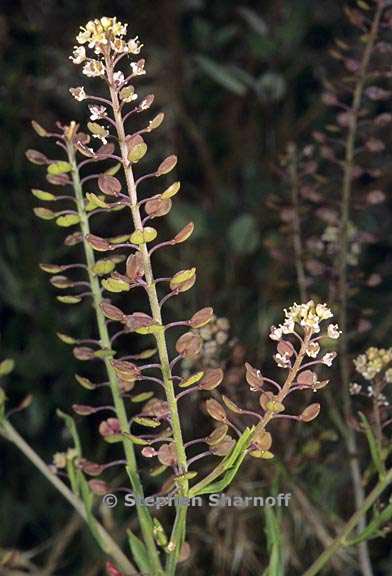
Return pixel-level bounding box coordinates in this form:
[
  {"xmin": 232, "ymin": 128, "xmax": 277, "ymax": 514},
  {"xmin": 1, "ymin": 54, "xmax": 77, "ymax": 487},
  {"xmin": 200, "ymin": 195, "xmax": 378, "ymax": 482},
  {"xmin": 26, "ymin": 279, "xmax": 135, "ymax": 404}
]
[
  {"xmin": 105, "ymin": 55, "xmax": 189, "ymax": 572},
  {"xmin": 66, "ymin": 141, "xmax": 163, "ymax": 575},
  {"xmin": 287, "ymin": 142, "xmax": 307, "ymax": 303},
  {"xmin": 0, "ymin": 421, "xmax": 137, "ymax": 576},
  {"xmin": 337, "ymin": 6, "xmax": 383, "ymax": 576},
  {"xmin": 303, "ymin": 468, "xmax": 392, "ymax": 576}
]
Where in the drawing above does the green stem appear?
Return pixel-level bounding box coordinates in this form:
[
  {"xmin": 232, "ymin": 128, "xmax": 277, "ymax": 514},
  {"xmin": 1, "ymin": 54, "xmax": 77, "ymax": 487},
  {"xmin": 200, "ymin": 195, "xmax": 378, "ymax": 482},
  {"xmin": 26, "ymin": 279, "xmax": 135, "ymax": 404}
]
[
  {"xmin": 0, "ymin": 421, "xmax": 138, "ymax": 576},
  {"xmin": 337, "ymin": 7, "xmax": 383, "ymax": 576},
  {"xmin": 66, "ymin": 141, "xmax": 163, "ymax": 575},
  {"xmin": 303, "ymin": 468, "xmax": 392, "ymax": 576},
  {"xmin": 165, "ymin": 505, "xmax": 187, "ymax": 575},
  {"xmin": 105, "ymin": 57, "xmax": 189, "ymax": 573}
]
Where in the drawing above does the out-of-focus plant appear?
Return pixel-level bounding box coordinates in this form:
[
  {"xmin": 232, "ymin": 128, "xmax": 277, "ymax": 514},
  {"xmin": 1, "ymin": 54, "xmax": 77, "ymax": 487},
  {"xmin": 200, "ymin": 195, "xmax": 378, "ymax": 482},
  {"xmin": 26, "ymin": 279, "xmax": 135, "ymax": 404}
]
[{"xmin": 0, "ymin": 17, "xmax": 342, "ymax": 576}]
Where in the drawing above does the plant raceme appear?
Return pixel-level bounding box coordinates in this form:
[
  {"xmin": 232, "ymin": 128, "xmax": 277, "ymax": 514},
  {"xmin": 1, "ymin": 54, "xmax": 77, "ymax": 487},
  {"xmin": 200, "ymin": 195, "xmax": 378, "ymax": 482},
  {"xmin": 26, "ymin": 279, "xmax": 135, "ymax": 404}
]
[{"xmin": 25, "ymin": 17, "xmax": 340, "ymax": 576}]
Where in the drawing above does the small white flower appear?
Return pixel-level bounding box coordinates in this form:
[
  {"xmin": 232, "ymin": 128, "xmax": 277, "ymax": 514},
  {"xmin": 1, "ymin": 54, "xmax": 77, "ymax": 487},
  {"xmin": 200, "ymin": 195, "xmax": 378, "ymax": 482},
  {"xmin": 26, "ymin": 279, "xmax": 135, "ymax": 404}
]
[
  {"xmin": 128, "ymin": 36, "xmax": 143, "ymax": 54},
  {"xmin": 321, "ymin": 352, "xmax": 336, "ymax": 367},
  {"xmin": 306, "ymin": 341, "xmax": 320, "ymax": 358},
  {"xmin": 385, "ymin": 368, "xmax": 392, "ymax": 383},
  {"xmin": 69, "ymin": 86, "xmax": 87, "ymax": 101},
  {"xmin": 327, "ymin": 324, "xmax": 341, "ymax": 339},
  {"xmin": 274, "ymin": 352, "xmax": 292, "ymax": 369},
  {"xmin": 269, "ymin": 325, "xmax": 283, "ymax": 341},
  {"xmin": 113, "ymin": 71, "xmax": 126, "ymax": 87},
  {"xmin": 349, "ymin": 382, "xmax": 362, "ymax": 395},
  {"xmin": 89, "ymin": 105, "xmax": 107, "ymax": 121},
  {"xmin": 315, "ymin": 303, "xmax": 333, "ymax": 321},
  {"xmin": 131, "ymin": 60, "xmax": 146, "ymax": 76},
  {"xmin": 367, "ymin": 385, "xmax": 374, "ymax": 397},
  {"xmin": 70, "ymin": 46, "xmax": 86, "ymax": 64},
  {"xmin": 83, "ymin": 60, "xmax": 105, "ymax": 77}
]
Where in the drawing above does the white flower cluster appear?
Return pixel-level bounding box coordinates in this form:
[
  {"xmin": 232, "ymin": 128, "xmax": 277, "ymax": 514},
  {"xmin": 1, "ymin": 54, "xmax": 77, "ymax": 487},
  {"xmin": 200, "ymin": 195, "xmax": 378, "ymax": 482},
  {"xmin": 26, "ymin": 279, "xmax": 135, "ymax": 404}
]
[
  {"xmin": 354, "ymin": 347, "xmax": 392, "ymax": 381},
  {"xmin": 270, "ymin": 300, "xmax": 340, "ymax": 340}
]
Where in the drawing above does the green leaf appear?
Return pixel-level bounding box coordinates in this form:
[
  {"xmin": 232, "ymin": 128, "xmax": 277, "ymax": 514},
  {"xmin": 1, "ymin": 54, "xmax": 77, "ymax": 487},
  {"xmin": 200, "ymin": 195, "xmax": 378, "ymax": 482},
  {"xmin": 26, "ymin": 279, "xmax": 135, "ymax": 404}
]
[
  {"xmin": 56, "ymin": 214, "xmax": 81, "ymax": 227},
  {"xmin": 127, "ymin": 529, "xmax": 152, "ymax": 575},
  {"xmin": 263, "ymin": 504, "xmax": 284, "ymax": 576},
  {"xmin": 196, "ymin": 56, "xmax": 247, "ymax": 96},
  {"xmin": 47, "ymin": 161, "xmax": 73, "ymax": 175},
  {"xmin": 228, "ymin": 213, "xmax": 259, "ymax": 254},
  {"xmin": 0, "ymin": 359, "xmax": 15, "ymax": 377}
]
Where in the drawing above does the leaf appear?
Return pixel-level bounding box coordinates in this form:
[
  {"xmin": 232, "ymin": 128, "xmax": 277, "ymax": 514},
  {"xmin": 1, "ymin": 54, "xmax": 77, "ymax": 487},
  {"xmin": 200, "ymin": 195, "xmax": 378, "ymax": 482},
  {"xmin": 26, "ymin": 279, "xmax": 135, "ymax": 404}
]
[
  {"xmin": 228, "ymin": 213, "xmax": 259, "ymax": 254},
  {"xmin": 127, "ymin": 529, "xmax": 152, "ymax": 575},
  {"xmin": 0, "ymin": 359, "xmax": 15, "ymax": 377},
  {"xmin": 56, "ymin": 214, "xmax": 81, "ymax": 227},
  {"xmin": 196, "ymin": 56, "xmax": 247, "ymax": 96},
  {"xmin": 47, "ymin": 161, "xmax": 73, "ymax": 175}
]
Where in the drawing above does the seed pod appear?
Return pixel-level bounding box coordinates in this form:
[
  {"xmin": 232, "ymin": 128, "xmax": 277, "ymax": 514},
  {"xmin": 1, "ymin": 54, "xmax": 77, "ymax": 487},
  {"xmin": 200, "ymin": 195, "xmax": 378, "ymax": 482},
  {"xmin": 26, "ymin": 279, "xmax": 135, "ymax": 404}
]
[
  {"xmin": 126, "ymin": 252, "xmax": 144, "ymax": 281},
  {"xmin": 249, "ymin": 449, "xmax": 274, "ymax": 460},
  {"xmin": 89, "ymin": 479, "xmax": 110, "ymax": 495},
  {"xmin": 111, "ymin": 360, "xmax": 140, "ymax": 381},
  {"xmin": 297, "ymin": 370, "xmax": 316, "ymax": 386},
  {"xmin": 175, "ymin": 332, "xmax": 202, "ymax": 359},
  {"xmin": 86, "ymin": 234, "xmax": 114, "ymax": 252},
  {"xmin": 156, "ymin": 155, "xmax": 177, "ymax": 177},
  {"xmin": 31, "ymin": 120, "xmax": 49, "ymax": 138},
  {"xmin": 56, "ymin": 214, "xmax": 81, "ymax": 227},
  {"xmin": 102, "ymin": 277, "xmax": 130, "ymax": 293},
  {"xmin": 210, "ymin": 436, "xmax": 235, "ymax": 456},
  {"xmin": 98, "ymin": 174, "xmax": 122, "ymax": 196},
  {"xmin": 72, "ymin": 404, "xmax": 97, "ymax": 416},
  {"xmin": 277, "ymin": 340, "xmax": 295, "ymax": 357},
  {"xmin": 161, "ymin": 181, "xmax": 181, "ymax": 200},
  {"xmin": 148, "ymin": 112, "xmax": 165, "ymax": 132},
  {"xmin": 31, "ymin": 189, "xmax": 56, "ymax": 201},
  {"xmin": 47, "ymin": 174, "xmax": 70, "ymax": 186},
  {"xmin": 142, "ymin": 447, "xmax": 158, "ymax": 458},
  {"xmin": 47, "ymin": 161, "xmax": 72, "ymax": 175},
  {"xmin": 96, "ymin": 143, "xmax": 115, "ymax": 157},
  {"xmin": 189, "ymin": 307, "xmax": 213, "ymax": 328},
  {"xmin": 252, "ymin": 427, "xmax": 272, "ymax": 451},
  {"xmin": 141, "ymin": 399, "xmax": 170, "ymax": 419},
  {"xmin": 34, "ymin": 207, "xmax": 56, "ymax": 220},
  {"xmin": 78, "ymin": 459, "xmax": 105, "ymax": 476},
  {"xmin": 260, "ymin": 392, "xmax": 285, "ymax": 413},
  {"xmin": 245, "ymin": 362, "xmax": 264, "ymax": 391},
  {"xmin": 222, "ymin": 395, "xmax": 243, "ymax": 414},
  {"xmin": 157, "ymin": 443, "xmax": 177, "ymax": 467},
  {"xmin": 174, "ymin": 222, "xmax": 194, "ymax": 244},
  {"xmin": 300, "ymin": 403, "xmax": 321, "ymax": 422},
  {"xmin": 40, "ymin": 263, "xmax": 66, "ymax": 274},
  {"xmin": 100, "ymin": 302, "xmax": 126, "ymax": 322},
  {"xmin": 99, "ymin": 418, "xmax": 121, "ymax": 437},
  {"xmin": 0, "ymin": 359, "xmax": 14, "ymax": 377},
  {"xmin": 64, "ymin": 232, "xmax": 83, "ymax": 246},
  {"xmin": 26, "ymin": 149, "xmax": 49, "ymax": 165},
  {"xmin": 178, "ymin": 371, "xmax": 204, "ymax": 388},
  {"xmin": 50, "ymin": 276, "xmax": 75, "ymax": 289},
  {"xmin": 57, "ymin": 295, "xmax": 82, "ymax": 304},
  {"xmin": 75, "ymin": 374, "xmax": 96, "ymax": 390},
  {"xmin": 127, "ymin": 135, "xmax": 148, "ymax": 163},
  {"xmin": 138, "ymin": 94, "xmax": 155, "ymax": 111},
  {"xmin": 130, "ymin": 227, "xmax": 157, "ymax": 244},
  {"xmin": 57, "ymin": 333, "xmax": 77, "ymax": 345},
  {"xmin": 205, "ymin": 398, "xmax": 228, "ymax": 423},
  {"xmin": 73, "ymin": 347, "xmax": 95, "ymax": 361},
  {"xmin": 131, "ymin": 392, "xmax": 154, "ymax": 403},
  {"xmin": 170, "ymin": 268, "xmax": 196, "ymax": 292},
  {"xmin": 92, "ymin": 260, "xmax": 116, "ymax": 276},
  {"xmin": 86, "ymin": 193, "xmax": 109, "ymax": 209},
  {"xmin": 125, "ymin": 312, "xmax": 155, "ymax": 331},
  {"xmin": 133, "ymin": 416, "xmax": 160, "ymax": 428},
  {"xmin": 198, "ymin": 368, "xmax": 224, "ymax": 390},
  {"xmin": 206, "ymin": 424, "xmax": 229, "ymax": 446},
  {"xmin": 145, "ymin": 197, "xmax": 172, "ymax": 218}
]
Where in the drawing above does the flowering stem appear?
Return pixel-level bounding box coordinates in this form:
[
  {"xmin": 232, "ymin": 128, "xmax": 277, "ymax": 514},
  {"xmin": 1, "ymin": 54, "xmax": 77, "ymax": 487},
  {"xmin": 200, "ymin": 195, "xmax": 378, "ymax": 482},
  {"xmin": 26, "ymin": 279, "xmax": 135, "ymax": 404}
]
[
  {"xmin": 0, "ymin": 421, "xmax": 138, "ymax": 576},
  {"xmin": 66, "ymin": 140, "xmax": 163, "ymax": 575},
  {"xmin": 105, "ymin": 56, "xmax": 189, "ymax": 573},
  {"xmin": 337, "ymin": 6, "xmax": 383, "ymax": 575}
]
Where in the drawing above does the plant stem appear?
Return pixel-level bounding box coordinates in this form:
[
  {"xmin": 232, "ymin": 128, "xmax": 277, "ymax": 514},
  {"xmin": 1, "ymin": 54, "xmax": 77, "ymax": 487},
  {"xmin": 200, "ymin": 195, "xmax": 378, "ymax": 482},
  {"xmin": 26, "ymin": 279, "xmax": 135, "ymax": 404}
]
[
  {"xmin": 337, "ymin": 6, "xmax": 383, "ymax": 576},
  {"xmin": 66, "ymin": 141, "xmax": 163, "ymax": 575},
  {"xmin": 287, "ymin": 142, "xmax": 307, "ymax": 303},
  {"xmin": 105, "ymin": 56, "xmax": 189, "ymax": 572},
  {"xmin": 303, "ymin": 467, "xmax": 392, "ymax": 576},
  {"xmin": 0, "ymin": 421, "xmax": 138, "ymax": 576}
]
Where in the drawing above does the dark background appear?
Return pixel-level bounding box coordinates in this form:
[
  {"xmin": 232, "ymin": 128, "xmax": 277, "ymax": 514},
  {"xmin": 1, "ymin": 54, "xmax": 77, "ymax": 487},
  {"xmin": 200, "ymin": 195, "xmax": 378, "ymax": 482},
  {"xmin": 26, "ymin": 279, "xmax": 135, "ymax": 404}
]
[{"xmin": 1, "ymin": 1, "xmax": 392, "ymax": 575}]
